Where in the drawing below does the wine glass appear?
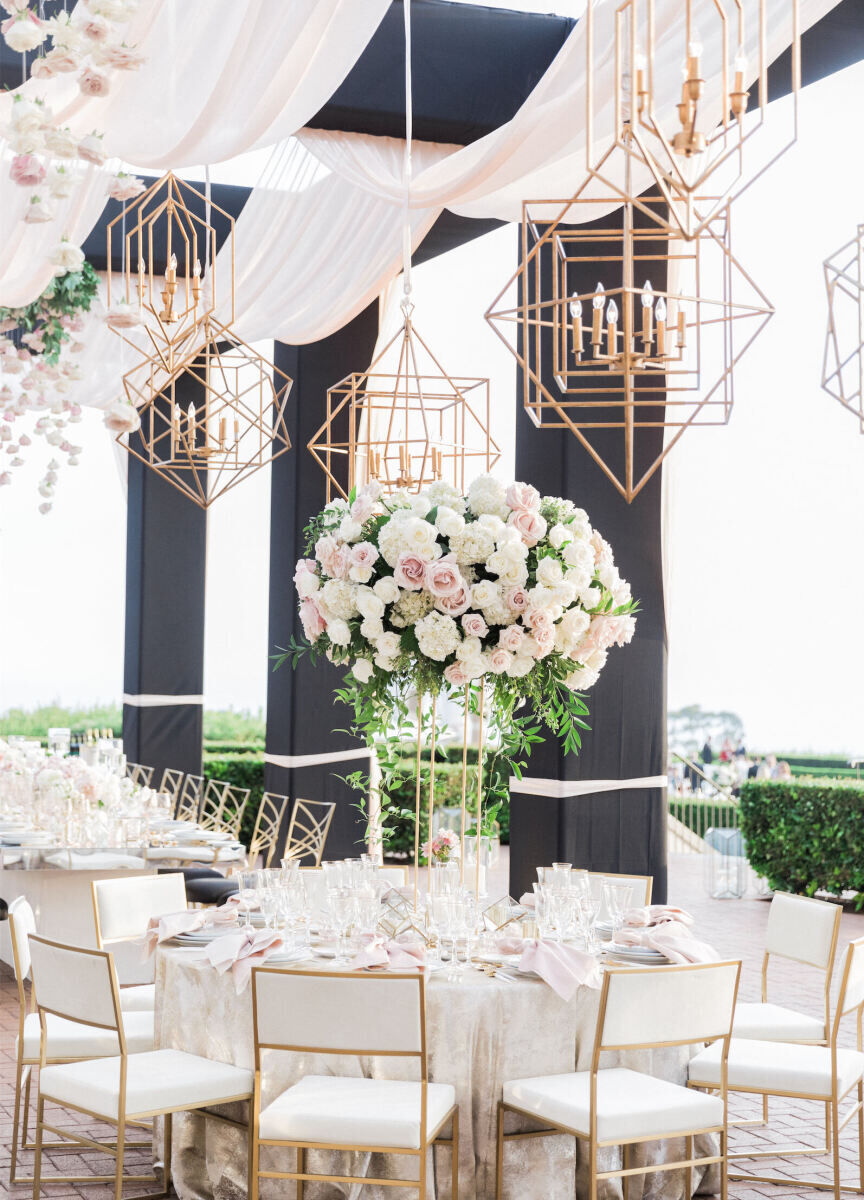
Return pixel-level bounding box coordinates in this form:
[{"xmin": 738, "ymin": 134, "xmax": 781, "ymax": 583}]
[
  {"xmin": 237, "ymin": 871, "xmax": 259, "ymax": 927},
  {"xmin": 601, "ymin": 882, "xmax": 633, "ymax": 936},
  {"xmin": 328, "ymin": 888, "xmax": 356, "ymax": 964},
  {"xmin": 579, "ymin": 895, "xmax": 602, "ymax": 954}
]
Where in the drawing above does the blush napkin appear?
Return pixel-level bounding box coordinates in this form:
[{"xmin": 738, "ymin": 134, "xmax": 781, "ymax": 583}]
[
  {"xmin": 204, "ymin": 927, "xmax": 285, "ymax": 992},
  {"xmin": 613, "ymin": 921, "xmax": 719, "ymax": 963},
  {"xmin": 140, "ymin": 906, "xmax": 239, "ymax": 960},
  {"xmin": 349, "ymin": 935, "xmax": 427, "ymax": 971},
  {"xmin": 493, "ymin": 936, "xmax": 602, "ymax": 1001}
]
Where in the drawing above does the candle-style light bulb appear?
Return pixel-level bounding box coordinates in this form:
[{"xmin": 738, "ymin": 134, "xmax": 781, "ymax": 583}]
[
  {"xmin": 607, "ymin": 298, "xmax": 619, "ymax": 322},
  {"xmin": 641, "ymin": 280, "xmax": 654, "ymax": 348},
  {"xmin": 591, "ymin": 282, "xmax": 605, "ymax": 348},
  {"xmin": 166, "ymin": 252, "xmax": 177, "ymax": 282},
  {"xmin": 635, "ymin": 48, "xmax": 648, "ymax": 112},
  {"xmin": 656, "ymin": 297, "xmax": 667, "ymax": 322},
  {"xmin": 606, "ymin": 297, "xmax": 619, "ymax": 356},
  {"xmin": 186, "ymin": 401, "xmax": 196, "ymax": 450},
  {"xmin": 570, "ymin": 298, "xmax": 583, "ymax": 360},
  {"xmin": 731, "ymin": 46, "xmax": 749, "ymax": 116},
  {"xmin": 655, "ymin": 297, "xmax": 667, "ymax": 356},
  {"xmin": 686, "ymin": 29, "xmax": 704, "ymax": 102}
]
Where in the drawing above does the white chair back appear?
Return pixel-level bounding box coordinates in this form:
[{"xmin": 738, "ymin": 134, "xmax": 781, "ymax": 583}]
[
  {"xmin": 838, "ymin": 938, "xmax": 864, "ymax": 1019},
  {"xmin": 29, "ymin": 936, "xmax": 120, "ymax": 1032},
  {"xmin": 253, "ymin": 968, "xmax": 424, "ymax": 1056},
  {"xmin": 765, "ymin": 893, "xmax": 840, "ymax": 969},
  {"xmin": 92, "ymin": 872, "xmax": 187, "ymax": 945},
  {"xmin": 8, "ymin": 895, "xmax": 36, "ymax": 981},
  {"xmin": 585, "ymin": 871, "xmax": 653, "ymax": 907},
  {"xmin": 598, "ymin": 961, "xmax": 740, "ymax": 1050}
]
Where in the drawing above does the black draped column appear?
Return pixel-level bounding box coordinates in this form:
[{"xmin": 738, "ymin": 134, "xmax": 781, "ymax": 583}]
[
  {"xmin": 266, "ymin": 305, "xmax": 380, "ymax": 860},
  {"xmin": 509, "ymin": 212, "xmax": 669, "ymax": 903},
  {"xmin": 123, "ymin": 373, "xmax": 206, "ymax": 778}
]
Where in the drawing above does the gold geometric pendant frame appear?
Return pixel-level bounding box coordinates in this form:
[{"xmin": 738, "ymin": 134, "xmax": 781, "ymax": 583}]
[
  {"xmin": 485, "ymin": 187, "xmax": 773, "ymax": 501},
  {"xmin": 308, "ymin": 310, "xmax": 500, "ymax": 502},
  {"xmin": 584, "ymin": 0, "xmax": 801, "ymax": 240},
  {"xmin": 822, "ymin": 224, "xmax": 864, "ymax": 434},
  {"xmin": 120, "ymin": 316, "xmax": 292, "ymax": 509},
  {"xmin": 106, "ymin": 172, "xmax": 293, "ymax": 509}
]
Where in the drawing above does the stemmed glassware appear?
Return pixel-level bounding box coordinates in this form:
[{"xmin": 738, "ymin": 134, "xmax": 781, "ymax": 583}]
[
  {"xmin": 237, "ymin": 870, "xmax": 260, "ymax": 927},
  {"xmin": 328, "ymin": 887, "xmax": 356, "ymax": 965},
  {"xmin": 601, "ymin": 881, "xmax": 633, "ymax": 937}
]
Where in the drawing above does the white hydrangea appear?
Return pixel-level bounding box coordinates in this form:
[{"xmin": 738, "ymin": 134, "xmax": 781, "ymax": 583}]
[
  {"xmin": 425, "ymin": 480, "xmax": 466, "ymax": 513},
  {"xmin": 373, "ymin": 576, "xmax": 401, "ymax": 605},
  {"xmin": 415, "ymin": 612, "xmax": 461, "ymax": 661},
  {"xmin": 321, "ymin": 579, "xmax": 358, "ymax": 620},
  {"xmin": 375, "ymin": 653, "xmax": 399, "ymax": 673},
  {"xmin": 477, "ymin": 513, "xmax": 507, "ymax": 538},
  {"xmin": 481, "ymin": 599, "xmax": 516, "ymax": 626},
  {"xmin": 456, "ymin": 636, "xmax": 483, "ymax": 663},
  {"xmin": 377, "ymin": 515, "xmax": 440, "ymax": 567},
  {"xmin": 435, "ymin": 505, "xmax": 465, "ymax": 539},
  {"xmin": 449, "ymin": 521, "xmax": 496, "ymax": 565},
  {"xmin": 579, "ymin": 586, "xmax": 602, "ymax": 611},
  {"xmin": 389, "ymin": 590, "xmax": 434, "ymax": 629},
  {"xmin": 296, "ymin": 571, "xmax": 319, "ymax": 599},
  {"xmin": 506, "ymin": 655, "xmax": 535, "ymax": 679},
  {"xmin": 467, "ymin": 474, "xmax": 509, "ymax": 520}
]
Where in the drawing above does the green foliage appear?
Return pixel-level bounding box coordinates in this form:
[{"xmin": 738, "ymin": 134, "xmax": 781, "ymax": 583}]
[
  {"xmin": 202, "ymin": 752, "xmax": 265, "ymax": 848},
  {"xmin": 200, "ymin": 709, "xmax": 265, "ymax": 743},
  {"xmin": 739, "ymin": 779, "xmax": 864, "ymax": 906},
  {"xmin": 668, "ymin": 797, "xmax": 739, "ymax": 839},
  {"xmin": 789, "ymin": 764, "xmax": 858, "ymax": 781},
  {"xmin": 0, "ymin": 263, "xmax": 99, "ymax": 363},
  {"xmin": 0, "ymin": 703, "xmax": 121, "ymax": 738}
]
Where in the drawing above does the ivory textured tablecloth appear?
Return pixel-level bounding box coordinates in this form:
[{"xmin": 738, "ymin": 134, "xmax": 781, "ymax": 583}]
[{"xmin": 155, "ymin": 946, "xmax": 719, "ymax": 1200}]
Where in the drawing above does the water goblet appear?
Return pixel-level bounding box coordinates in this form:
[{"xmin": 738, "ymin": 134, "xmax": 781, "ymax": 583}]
[
  {"xmin": 237, "ymin": 871, "xmax": 259, "ymax": 927},
  {"xmin": 328, "ymin": 888, "xmax": 356, "ymax": 964},
  {"xmin": 601, "ymin": 882, "xmax": 633, "ymax": 936}
]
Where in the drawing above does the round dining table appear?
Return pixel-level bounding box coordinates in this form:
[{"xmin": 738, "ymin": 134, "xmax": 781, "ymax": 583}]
[{"xmin": 155, "ymin": 945, "xmax": 719, "ymax": 1200}]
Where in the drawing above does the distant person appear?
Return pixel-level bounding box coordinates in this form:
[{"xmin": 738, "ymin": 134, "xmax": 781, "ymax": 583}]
[
  {"xmin": 748, "ymin": 756, "xmax": 761, "ymax": 779},
  {"xmin": 735, "ymin": 738, "xmax": 747, "ymax": 758},
  {"xmin": 701, "ymin": 737, "xmax": 714, "ymax": 766},
  {"xmin": 757, "ymin": 757, "xmax": 772, "ymax": 780},
  {"xmin": 776, "ymin": 760, "xmax": 792, "ymax": 782},
  {"xmin": 720, "ymin": 738, "xmax": 733, "ymax": 763}
]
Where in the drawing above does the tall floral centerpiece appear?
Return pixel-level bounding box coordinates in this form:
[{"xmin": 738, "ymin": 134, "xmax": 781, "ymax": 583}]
[{"xmin": 277, "ymin": 474, "xmax": 637, "ymax": 902}]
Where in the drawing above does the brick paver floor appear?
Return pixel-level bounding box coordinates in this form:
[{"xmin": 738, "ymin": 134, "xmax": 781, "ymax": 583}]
[{"xmin": 1, "ymin": 852, "xmax": 863, "ymax": 1198}]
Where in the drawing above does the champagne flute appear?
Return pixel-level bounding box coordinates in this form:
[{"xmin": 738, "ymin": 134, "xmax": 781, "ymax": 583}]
[{"xmin": 237, "ymin": 871, "xmax": 259, "ymax": 927}]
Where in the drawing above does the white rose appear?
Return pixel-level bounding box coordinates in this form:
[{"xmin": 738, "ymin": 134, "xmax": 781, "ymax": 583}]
[
  {"xmin": 374, "ymin": 653, "xmax": 398, "ymax": 673},
  {"xmin": 296, "ymin": 571, "xmax": 319, "ymax": 599},
  {"xmin": 435, "ymin": 505, "xmax": 465, "ymax": 539},
  {"xmin": 373, "ymin": 576, "xmax": 400, "ymax": 605},
  {"xmin": 321, "ymin": 579, "xmax": 358, "ymax": 620},
  {"xmin": 477, "ymin": 513, "xmax": 506, "ymax": 537},
  {"xmin": 49, "ymin": 240, "xmax": 85, "ymax": 275},
  {"xmin": 598, "ymin": 562, "xmax": 617, "ymax": 589},
  {"xmin": 5, "ymin": 14, "xmax": 47, "ymax": 52},
  {"xmin": 327, "ymin": 618, "xmax": 351, "ymax": 646},
  {"xmin": 376, "ymin": 631, "xmax": 402, "ymax": 659},
  {"xmin": 535, "ymin": 557, "xmax": 563, "ymax": 586},
  {"xmin": 550, "ymin": 581, "xmax": 577, "ymax": 607},
  {"xmin": 349, "ymin": 564, "xmax": 373, "ymax": 584},
  {"xmin": 355, "ymin": 588, "xmax": 385, "ymax": 621},
  {"xmin": 360, "ymin": 617, "xmax": 384, "ymax": 641},
  {"xmin": 564, "ymin": 567, "xmax": 592, "ymax": 593},
  {"xmin": 409, "ymin": 494, "xmax": 431, "ymax": 517},
  {"xmin": 400, "ymin": 516, "xmax": 439, "ymax": 557},
  {"xmin": 353, "ymin": 659, "xmax": 373, "ymax": 683},
  {"xmin": 548, "ymin": 523, "xmax": 569, "ymax": 550},
  {"xmin": 580, "ymin": 586, "xmax": 602, "ymax": 610},
  {"xmin": 456, "ymin": 636, "xmax": 483, "ymax": 663},
  {"xmin": 563, "ymin": 539, "xmax": 594, "ymax": 571},
  {"xmin": 472, "ymin": 579, "xmax": 500, "ymax": 609},
  {"xmin": 339, "ymin": 516, "xmax": 363, "ymax": 543}
]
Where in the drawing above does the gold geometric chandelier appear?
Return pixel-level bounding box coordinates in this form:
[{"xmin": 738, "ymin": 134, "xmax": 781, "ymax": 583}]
[
  {"xmin": 105, "ymin": 172, "xmax": 292, "ymax": 508},
  {"xmin": 485, "ymin": 187, "xmax": 773, "ymax": 501},
  {"xmin": 308, "ymin": 304, "xmax": 500, "ymax": 502},
  {"xmin": 822, "ymin": 224, "xmax": 864, "ymax": 434},
  {"xmin": 584, "ymin": 0, "xmax": 801, "ymax": 240}
]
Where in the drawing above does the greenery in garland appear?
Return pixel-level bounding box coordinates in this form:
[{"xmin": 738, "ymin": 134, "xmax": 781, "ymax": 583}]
[{"xmin": 0, "ymin": 263, "xmax": 99, "ymax": 364}]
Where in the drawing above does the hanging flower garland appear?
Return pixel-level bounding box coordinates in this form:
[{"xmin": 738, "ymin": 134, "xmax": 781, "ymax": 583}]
[
  {"xmin": 0, "ymin": 259, "xmax": 99, "ymax": 511},
  {"xmin": 277, "ymin": 475, "xmax": 638, "ymax": 849}
]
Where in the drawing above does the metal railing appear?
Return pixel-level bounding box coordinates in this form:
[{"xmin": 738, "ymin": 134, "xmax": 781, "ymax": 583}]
[{"xmin": 666, "ymin": 751, "xmax": 740, "ymax": 855}]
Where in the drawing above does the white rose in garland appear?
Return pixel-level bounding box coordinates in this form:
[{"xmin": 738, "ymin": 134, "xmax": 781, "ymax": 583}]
[{"xmin": 276, "ymin": 475, "xmax": 638, "ymax": 852}]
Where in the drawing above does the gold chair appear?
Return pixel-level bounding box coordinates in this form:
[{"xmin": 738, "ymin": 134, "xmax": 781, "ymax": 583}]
[
  {"xmin": 282, "ymin": 797, "xmax": 336, "ymax": 866},
  {"xmin": 250, "ymin": 967, "xmax": 458, "ymax": 1198},
  {"xmin": 584, "ymin": 870, "xmax": 653, "ymax": 906},
  {"xmin": 7, "ymin": 900, "xmax": 155, "ymax": 1187},
  {"xmin": 175, "ymin": 773, "xmax": 204, "ymax": 822},
  {"xmin": 199, "ymin": 778, "xmax": 230, "ymax": 831},
  {"xmin": 248, "ymin": 792, "xmax": 290, "ymax": 868},
  {"xmin": 689, "ymin": 936, "xmax": 864, "ymax": 1200},
  {"xmin": 126, "ymin": 762, "xmax": 155, "ymax": 788},
  {"xmin": 496, "ymin": 959, "xmax": 741, "ymax": 1200},
  {"xmin": 28, "ymin": 935, "xmax": 253, "ymax": 1198},
  {"xmin": 158, "ymin": 767, "xmax": 184, "ymax": 803},
  {"xmin": 219, "ymin": 784, "xmax": 251, "ymax": 840}
]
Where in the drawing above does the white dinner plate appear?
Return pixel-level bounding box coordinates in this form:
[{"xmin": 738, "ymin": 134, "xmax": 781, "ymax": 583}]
[{"xmin": 175, "ymin": 928, "xmax": 237, "ymax": 943}]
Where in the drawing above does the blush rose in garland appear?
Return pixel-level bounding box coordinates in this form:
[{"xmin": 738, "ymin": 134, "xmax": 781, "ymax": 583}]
[{"xmin": 276, "ymin": 475, "xmax": 638, "ymax": 857}]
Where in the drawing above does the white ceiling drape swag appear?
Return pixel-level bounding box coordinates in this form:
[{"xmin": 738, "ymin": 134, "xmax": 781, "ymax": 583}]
[{"xmin": 2, "ymin": 0, "xmax": 840, "ymax": 399}]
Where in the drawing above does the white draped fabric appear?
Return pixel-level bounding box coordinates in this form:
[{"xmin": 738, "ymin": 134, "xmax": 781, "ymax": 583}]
[{"xmin": 0, "ymin": 0, "xmax": 391, "ymax": 168}]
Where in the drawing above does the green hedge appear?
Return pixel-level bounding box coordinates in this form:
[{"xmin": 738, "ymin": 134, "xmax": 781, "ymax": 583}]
[
  {"xmin": 203, "ymin": 740, "xmax": 266, "ymax": 755},
  {"xmin": 739, "ymin": 779, "xmax": 864, "ymax": 905},
  {"xmin": 203, "ymin": 753, "xmax": 265, "ymax": 848},
  {"xmin": 200, "ymin": 749, "xmax": 510, "ymax": 861},
  {"xmin": 789, "ymin": 764, "xmax": 858, "ymax": 781},
  {"xmin": 668, "ymin": 797, "xmax": 739, "ymax": 839}
]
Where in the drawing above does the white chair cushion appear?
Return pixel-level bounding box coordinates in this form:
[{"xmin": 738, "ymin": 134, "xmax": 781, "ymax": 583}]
[
  {"xmin": 503, "ymin": 1067, "xmax": 725, "ymax": 1142},
  {"xmin": 733, "ymin": 1002, "xmax": 826, "ymax": 1043},
  {"xmin": 689, "ymin": 1039, "xmax": 864, "ymax": 1099},
  {"xmin": 39, "ymin": 1048, "xmax": 252, "ymax": 1119},
  {"xmin": 144, "ymin": 845, "xmax": 244, "ymax": 863},
  {"xmin": 258, "ymin": 1075, "xmax": 456, "ymax": 1150},
  {"xmin": 119, "ymin": 984, "xmax": 156, "ymax": 1013},
  {"xmin": 17, "ymin": 1011, "xmax": 154, "ymax": 1061}
]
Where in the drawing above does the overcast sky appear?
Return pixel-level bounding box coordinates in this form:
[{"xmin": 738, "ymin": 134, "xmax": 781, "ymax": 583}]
[{"xmin": 1, "ymin": 57, "xmax": 862, "ymax": 756}]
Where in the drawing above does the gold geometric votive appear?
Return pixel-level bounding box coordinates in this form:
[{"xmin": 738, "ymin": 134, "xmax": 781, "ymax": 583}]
[
  {"xmin": 308, "ymin": 311, "xmax": 500, "ymax": 502},
  {"xmin": 823, "ymin": 224, "xmax": 864, "ymax": 434},
  {"xmin": 485, "ymin": 189, "xmax": 773, "ymax": 502}
]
